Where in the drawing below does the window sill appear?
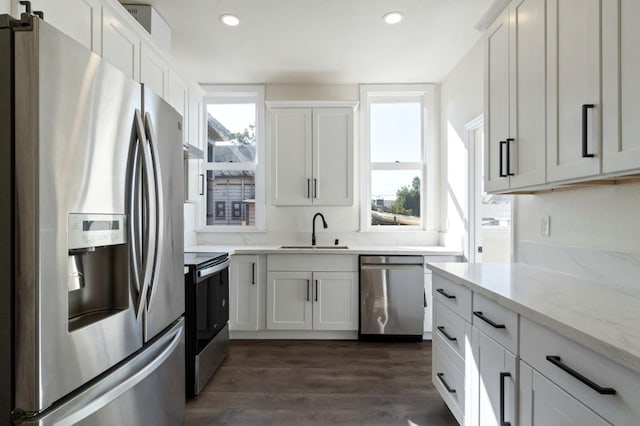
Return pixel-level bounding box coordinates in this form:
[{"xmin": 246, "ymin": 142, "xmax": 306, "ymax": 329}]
[{"xmin": 196, "ymin": 226, "xmax": 266, "ymax": 233}]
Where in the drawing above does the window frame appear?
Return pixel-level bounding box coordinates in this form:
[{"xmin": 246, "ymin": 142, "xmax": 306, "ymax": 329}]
[
  {"xmin": 360, "ymin": 84, "xmax": 437, "ymax": 232},
  {"xmin": 199, "ymin": 85, "xmax": 266, "ymax": 231}
]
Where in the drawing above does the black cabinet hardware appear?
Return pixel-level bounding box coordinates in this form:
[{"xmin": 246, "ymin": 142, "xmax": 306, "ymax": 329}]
[
  {"xmin": 315, "ymin": 280, "xmax": 318, "ymax": 302},
  {"xmin": 436, "ymin": 288, "xmax": 456, "ymax": 299},
  {"xmin": 199, "ymin": 174, "xmax": 204, "ymax": 195},
  {"xmin": 314, "ymin": 178, "xmax": 318, "ymax": 198},
  {"xmin": 546, "ymin": 355, "xmax": 616, "ymax": 395},
  {"xmin": 306, "ymin": 280, "xmax": 310, "ymax": 301},
  {"xmin": 473, "ymin": 311, "xmax": 506, "ymax": 329},
  {"xmin": 499, "ymin": 141, "xmax": 507, "ymax": 177},
  {"xmin": 582, "ymin": 104, "xmax": 595, "ymax": 158},
  {"xmin": 307, "ymin": 179, "xmax": 311, "ymax": 198},
  {"xmin": 500, "ymin": 372, "xmax": 511, "ymax": 426},
  {"xmin": 506, "ymin": 138, "xmax": 515, "ymax": 176},
  {"xmin": 251, "ymin": 263, "xmax": 255, "ymax": 285},
  {"xmin": 437, "ymin": 326, "xmax": 457, "ymax": 341},
  {"xmin": 437, "ymin": 373, "xmax": 456, "ymax": 394}
]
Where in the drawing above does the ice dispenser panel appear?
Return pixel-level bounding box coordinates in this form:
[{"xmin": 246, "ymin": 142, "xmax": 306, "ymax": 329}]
[{"xmin": 67, "ymin": 214, "xmax": 129, "ymax": 332}]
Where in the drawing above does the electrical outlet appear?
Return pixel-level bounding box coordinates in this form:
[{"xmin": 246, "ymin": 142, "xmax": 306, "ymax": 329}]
[{"xmin": 541, "ymin": 216, "xmax": 550, "ymax": 237}]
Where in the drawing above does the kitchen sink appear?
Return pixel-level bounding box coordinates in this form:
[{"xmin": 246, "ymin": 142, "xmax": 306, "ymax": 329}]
[{"xmin": 280, "ymin": 245, "xmax": 349, "ymax": 249}]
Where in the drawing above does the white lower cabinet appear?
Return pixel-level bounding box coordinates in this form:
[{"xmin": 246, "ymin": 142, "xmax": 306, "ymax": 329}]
[
  {"xmin": 519, "ymin": 361, "xmax": 611, "ymax": 426},
  {"xmin": 470, "ymin": 328, "xmax": 516, "ymax": 426},
  {"xmin": 229, "ymin": 255, "xmax": 261, "ymax": 331},
  {"xmin": 266, "ymin": 270, "xmax": 357, "ymax": 331}
]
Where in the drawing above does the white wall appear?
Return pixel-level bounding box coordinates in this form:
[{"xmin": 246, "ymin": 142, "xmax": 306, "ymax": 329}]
[
  {"xmin": 439, "ymin": 40, "xmax": 484, "ymax": 258},
  {"xmin": 195, "ymin": 83, "xmax": 442, "ymax": 247},
  {"xmin": 515, "ymin": 182, "xmax": 640, "ymax": 255}
]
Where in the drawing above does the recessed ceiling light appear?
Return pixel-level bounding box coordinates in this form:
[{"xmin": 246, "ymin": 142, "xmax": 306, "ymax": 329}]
[
  {"xmin": 220, "ymin": 13, "xmax": 240, "ymax": 26},
  {"xmin": 382, "ymin": 11, "xmax": 404, "ymax": 25}
]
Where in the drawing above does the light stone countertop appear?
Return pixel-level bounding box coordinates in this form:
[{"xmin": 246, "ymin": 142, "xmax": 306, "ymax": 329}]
[
  {"xmin": 426, "ymin": 262, "xmax": 640, "ymax": 375},
  {"xmin": 185, "ymin": 245, "xmax": 463, "ymax": 257}
]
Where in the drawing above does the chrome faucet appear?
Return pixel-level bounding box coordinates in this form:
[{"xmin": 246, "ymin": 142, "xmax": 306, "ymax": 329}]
[{"xmin": 312, "ymin": 213, "xmax": 328, "ymax": 246}]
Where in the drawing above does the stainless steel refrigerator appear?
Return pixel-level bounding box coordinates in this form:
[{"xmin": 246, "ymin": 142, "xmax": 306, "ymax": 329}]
[{"xmin": 1, "ymin": 13, "xmax": 185, "ymax": 425}]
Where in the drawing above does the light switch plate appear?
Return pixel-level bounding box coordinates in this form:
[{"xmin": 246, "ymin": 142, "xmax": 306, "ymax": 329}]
[{"xmin": 541, "ymin": 216, "xmax": 550, "ymax": 237}]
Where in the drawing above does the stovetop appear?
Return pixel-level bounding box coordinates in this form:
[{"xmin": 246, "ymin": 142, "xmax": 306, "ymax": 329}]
[{"xmin": 184, "ymin": 252, "xmax": 228, "ymax": 269}]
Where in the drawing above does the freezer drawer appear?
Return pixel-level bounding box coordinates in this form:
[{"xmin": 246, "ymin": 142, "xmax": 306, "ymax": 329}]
[{"xmin": 20, "ymin": 319, "xmax": 185, "ymax": 426}]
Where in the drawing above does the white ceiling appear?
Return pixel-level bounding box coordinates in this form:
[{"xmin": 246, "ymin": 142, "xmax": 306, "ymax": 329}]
[{"xmin": 122, "ymin": 0, "xmax": 493, "ymax": 85}]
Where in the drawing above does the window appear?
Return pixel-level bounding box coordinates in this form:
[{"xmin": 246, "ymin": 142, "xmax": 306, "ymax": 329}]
[
  {"xmin": 201, "ymin": 86, "xmax": 265, "ymax": 230},
  {"xmin": 360, "ymin": 85, "xmax": 436, "ymax": 230}
]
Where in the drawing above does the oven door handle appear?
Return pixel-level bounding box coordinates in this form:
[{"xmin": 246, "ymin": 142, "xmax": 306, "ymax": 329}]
[{"xmin": 198, "ymin": 259, "xmax": 231, "ymax": 279}]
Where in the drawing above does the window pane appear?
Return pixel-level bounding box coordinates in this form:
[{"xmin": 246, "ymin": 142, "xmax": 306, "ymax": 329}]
[
  {"xmin": 206, "ymin": 170, "xmax": 255, "ymax": 226},
  {"xmin": 370, "ymin": 170, "xmax": 421, "ymax": 226},
  {"xmin": 207, "ymin": 103, "xmax": 256, "ymax": 163},
  {"xmin": 370, "ymin": 102, "xmax": 421, "ymax": 162}
]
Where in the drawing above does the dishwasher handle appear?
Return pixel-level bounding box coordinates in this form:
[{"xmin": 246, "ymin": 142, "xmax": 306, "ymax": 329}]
[{"xmin": 360, "ymin": 263, "xmax": 423, "ymax": 270}]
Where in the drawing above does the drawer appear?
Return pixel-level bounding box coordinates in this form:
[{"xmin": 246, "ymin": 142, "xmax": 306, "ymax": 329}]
[
  {"xmin": 432, "ymin": 274, "xmax": 472, "ymax": 322},
  {"xmin": 521, "ymin": 317, "xmax": 640, "ymax": 426},
  {"xmin": 472, "ymin": 292, "xmax": 518, "ymax": 354},
  {"xmin": 433, "ymin": 341, "xmax": 465, "ymax": 425},
  {"xmin": 434, "ymin": 300, "xmax": 468, "ymax": 363}
]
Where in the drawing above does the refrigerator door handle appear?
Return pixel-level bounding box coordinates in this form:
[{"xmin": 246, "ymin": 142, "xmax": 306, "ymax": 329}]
[
  {"xmin": 52, "ymin": 322, "xmax": 184, "ymax": 426},
  {"xmin": 143, "ymin": 112, "xmax": 164, "ymax": 310},
  {"xmin": 128, "ymin": 110, "xmax": 148, "ymax": 319}
]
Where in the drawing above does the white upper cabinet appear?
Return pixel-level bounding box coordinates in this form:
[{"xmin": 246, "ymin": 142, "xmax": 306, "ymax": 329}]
[
  {"xmin": 187, "ymin": 85, "xmax": 205, "ymax": 150},
  {"xmin": 140, "ymin": 41, "xmax": 169, "ymax": 99},
  {"xmin": 102, "ymin": 4, "xmax": 140, "ymax": 81},
  {"xmin": 485, "ymin": 0, "xmax": 546, "ymax": 193},
  {"xmin": 602, "ymin": 1, "xmax": 640, "ymax": 174},
  {"xmin": 546, "ymin": 0, "xmax": 601, "ymax": 182},
  {"xmin": 32, "ymin": 0, "xmax": 102, "ymax": 54},
  {"xmin": 270, "ymin": 105, "xmax": 354, "ymax": 206}
]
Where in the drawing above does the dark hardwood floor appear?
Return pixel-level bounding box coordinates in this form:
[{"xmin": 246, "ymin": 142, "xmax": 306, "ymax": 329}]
[{"xmin": 186, "ymin": 339, "xmax": 457, "ymax": 426}]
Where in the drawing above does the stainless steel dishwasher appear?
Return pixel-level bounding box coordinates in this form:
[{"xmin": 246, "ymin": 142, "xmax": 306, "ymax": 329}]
[{"xmin": 359, "ymin": 255, "xmax": 425, "ymax": 341}]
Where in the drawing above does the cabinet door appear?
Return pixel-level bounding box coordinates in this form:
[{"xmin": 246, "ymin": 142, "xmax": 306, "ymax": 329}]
[
  {"xmin": 312, "ymin": 108, "xmax": 353, "ymax": 205},
  {"xmin": 312, "ymin": 272, "xmax": 358, "ymax": 331},
  {"xmin": 519, "ymin": 361, "xmax": 611, "ymax": 426},
  {"xmin": 470, "ymin": 328, "xmax": 516, "ymax": 426},
  {"xmin": 229, "ymin": 255, "xmax": 259, "ymax": 331},
  {"xmin": 188, "ymin": 85, "xmax": 205, "ymax": 150},
  {"xmin": 484, "ymin": 7, "xmax": 511, "ymax": 192},
  {"xmin": 270, "ymin": 108, "xmax": 313, "ymax": 206},
  {"xmin": 102, "ymin": 5, "xmax": 140, "ymax": 81},
  {"xmin": 546, "ymin": 0, "xmax": 601, "ymax": 182},
  {"xmin": 602, "ymin": 1, "xmax": 640, "ymax": 173},
  {"xmin": 33, "ymin": 0, "xmax": 102, "ymax": 53},
  {"xmin": 508, "ymin": 0, "xmax": 546, "ymax": 189},
  {"xmin": 266, "ymin": 271, "xmax": 313, "ymax": 330},
  {"xmin": 140, "ymin": 42, "xmax": 169, "ymax": 100}
]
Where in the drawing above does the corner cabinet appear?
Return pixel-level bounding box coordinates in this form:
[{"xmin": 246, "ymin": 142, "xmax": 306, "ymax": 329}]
[
  {"xmin": 268, "ymin": 102, "xmax": 356, "ymax": 206},
  {"xmin": 485, "ymin": 0, "xmax": 546, "ymax": 193}
]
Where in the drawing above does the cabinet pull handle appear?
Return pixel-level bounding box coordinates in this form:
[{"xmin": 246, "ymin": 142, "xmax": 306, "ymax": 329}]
[
  {"xmin": 437, "ymin": 326, "xmax": 457, "ymax": 341},
  {"xmin": 314, "ymin": 178, "xmax": 318, "ymax": 198},
  {"xmin": 315, "ymin": 280, "xmax": 318, "ymax": 302},
  {"xmin": 199, "ymin": 174, "xmax": 204, "ymax": 196},
  {"xmin": 436, "ymin": 373, "xmax": 456, "ymax": 394},
  {"xmin": 436, "ymin": 288, "xmax": 456, "ymax": 299},
  {"xmin": 307, "ymin": 179, "xmax": 311, "ymax": 198},
  {"xmin": 251, "ymin": 263, "xmax": 255, "ymax": 285},
  {"xmin": 499, "ymin": 141, "xmax": 507, "ymax": 177},
  {"xmin": 545, "ymin": 355, "xmax": 616, "ymax": 395},
  {"xmin": 582, "ymin": 104, "xmax": 595, "ymax": 158},
  {"xmin": 506, "ymin": 138, "xmax": 515, "ymax": 176},
  {"xmin": 473, "ymin": 311, "xmax": 506, "ymax": 329},
  {"xmin": 306, "ymin": 279, "xmax": 310, "ymax": 301},
  {"xmin": 500, "ymin": 372, "xmax": 511, "ymax": 426}
]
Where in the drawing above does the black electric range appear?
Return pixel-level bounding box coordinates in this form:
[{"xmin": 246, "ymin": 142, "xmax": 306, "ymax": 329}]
[{"xmin": 183, "ymin": 251, "xmax": 230, "ymax": 398}]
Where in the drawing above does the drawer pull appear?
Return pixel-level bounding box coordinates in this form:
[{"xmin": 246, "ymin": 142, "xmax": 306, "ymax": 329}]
[
  {"xmin": 473, "ymin": 311, "xmax": 506, "ymax": 329},
  {"xmin": 500, "ymin": 372, "xmax": 511, "ymax": 426},
  {"xmin": 437, "ymin": 326, "xmax": 457, "ymax": 341},
  {"xmin": 436, "ymin": 373, "xmax": 456, "ymax": 394},
  {"xmin": 436, "ymin": 288, "xmax": 456, "ymax": 299},
  {"xmin": 546, "ymin": 355, "xmax": 616, "ymax": 395}
]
